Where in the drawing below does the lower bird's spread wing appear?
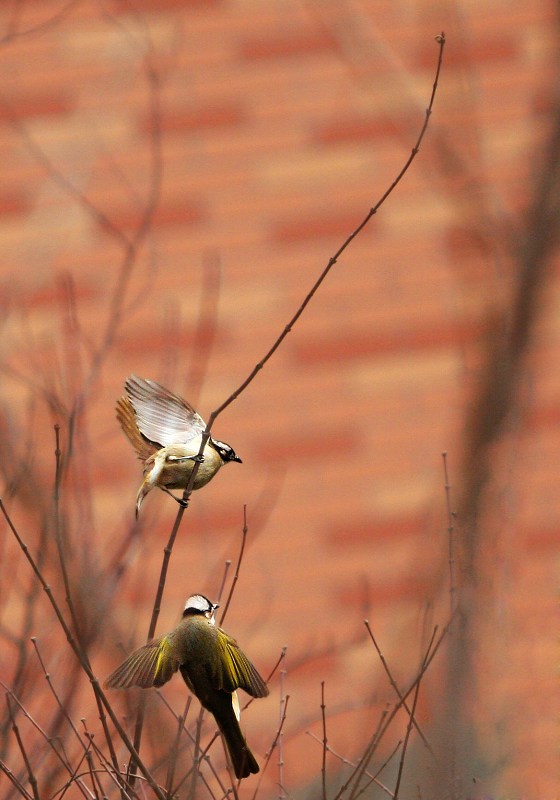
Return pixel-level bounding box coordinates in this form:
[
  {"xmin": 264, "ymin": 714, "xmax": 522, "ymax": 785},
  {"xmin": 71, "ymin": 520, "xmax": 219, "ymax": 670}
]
[
  {"xmin": 213, "ymin": 630, "xmax": 269, "ymax": 699},
  {"xmin": 105, "ymin": 634, "xmax": 179, "ymax": 689},
  {"xmin": 124, "ymin": 375, "xmax": 206, "ymax": 447}
]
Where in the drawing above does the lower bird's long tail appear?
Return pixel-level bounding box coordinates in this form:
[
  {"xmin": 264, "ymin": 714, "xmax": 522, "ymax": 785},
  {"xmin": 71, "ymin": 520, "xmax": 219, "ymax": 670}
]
[{"xmin": 214, "ymin": 703, "xmax": 260, "ymax": 779}]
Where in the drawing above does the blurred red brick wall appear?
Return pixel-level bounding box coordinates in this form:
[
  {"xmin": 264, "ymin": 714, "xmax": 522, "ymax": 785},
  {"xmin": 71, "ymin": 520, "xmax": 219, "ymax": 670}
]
[{"xmin": 0, "ymin": 1, "xmax": 558, "ymax": 797}]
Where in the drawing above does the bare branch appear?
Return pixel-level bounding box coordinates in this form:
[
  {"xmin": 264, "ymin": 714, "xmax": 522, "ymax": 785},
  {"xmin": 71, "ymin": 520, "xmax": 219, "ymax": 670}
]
[
  {"xmin": 216, "ymin": 561, "xmax": 232, "ymax": 606},
  {"xmin": 0, "ymin": 755, "xmax": 34, "ymax": 799},
  {"xmin": 364, "ymin": 621, "xmax": 433, "ymax": 754},
  {"xmin": 442, "ymin": 452, "xmax": 457, "ymax": 616},
  {"xmin": 0, "ymin": 499, "xmax": 166, "ymax": 800},
  {"xmin": 320, "ymin": 682, "xmax": 328, "ymax": 800},
  {"xmin": 6, "ymin": 693, "xmax": 40, "ymax": 800},
  {"xmin": 207, "ymin": 33, "xmax": 446, "ymax": 425},
  {"xmin": 393, "ymin": 662, "xmax": 424, "ymax": 799},
  {"xmin": 345, "ymin": 619, "xmax": 452, "ymax": 800},
  {"xmin": 251, "ymin": 695, "xmax": 290, "ymax": 800},
  {"xmin": 218, "ymin": 507, "xmax": 249, "ymax": 626},
  {"xmin": 306, "ymin": 731, "xmax": 398, "ymax": 798},
  {"xmin": 30, "ymin": 637, "xmax": 86, "ymax": 752},
  {"xmin": 165, "ymin": 699, "xmax": 191, "ymax": 799}
]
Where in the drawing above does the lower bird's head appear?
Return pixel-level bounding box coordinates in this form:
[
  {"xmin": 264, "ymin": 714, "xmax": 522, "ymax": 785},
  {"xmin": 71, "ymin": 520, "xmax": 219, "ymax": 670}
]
[{"xmin": 183, "ymin": 593, "xmax": 219, "ymax": 623}]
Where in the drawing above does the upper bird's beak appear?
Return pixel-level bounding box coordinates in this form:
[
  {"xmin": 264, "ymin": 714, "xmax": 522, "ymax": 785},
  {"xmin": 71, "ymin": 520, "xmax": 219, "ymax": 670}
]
[
  {"xmin": 135, "ymin": 454, "xmax": 166, "ymax": 517},
  {"xmin": 232, "ymin": 455, "xmax": 243, "ymax": 463}
]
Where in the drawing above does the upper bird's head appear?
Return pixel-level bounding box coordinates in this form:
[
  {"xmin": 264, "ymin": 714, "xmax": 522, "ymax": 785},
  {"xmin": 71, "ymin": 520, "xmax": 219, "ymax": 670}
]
[
  {"xmin": 211, "ymin": 438, "xmax": 242, "ymax": 464},
  {"xmin": 183, "ymin": 594, "xmax": 219, "ymax": 624}
]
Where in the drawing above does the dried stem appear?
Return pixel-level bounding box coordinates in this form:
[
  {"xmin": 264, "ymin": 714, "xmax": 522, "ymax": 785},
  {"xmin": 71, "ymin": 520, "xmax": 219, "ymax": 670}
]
[
  {"xmin": 0, "ymin": 499, "xmax": 166, "ymax": 800},
  {"xmin": 442, "ymin": 452, "xmax": 457, "ymax": 617},
  {"xmin": 364, "ymin": 620, "xmax": 433, "ymax": 754},
  {"xmin": 207, "ymin": 33, "xmax": 446, "ymax": 425},
  {"xmin": 1, "ymin": 682, "xmax": 91, "ymax": 799},
  {"xmin": 6, "ymin": 694, "xmax": 40, "ymax": 800},
  {"xmin": 219, "ymin": 507, "xmax": 248, "ymax": 626},
  {"xmin": 51, "ymin": 426, "xmax": 122, "ymax": 785},
  {"xmin": 277, "ymin": 652, "xmax": 288, "ymax": 798},
  {"xmin": 251, "ymin": 695, "xmax": 290, "ymax": 800},
  {"xmin": 352, "ymin": 739, "xmax": 403, "ymax": 800},
  {"xmin": 127, "ymin": 36, "xmax": 446, "ymax": 791},
  {"xmin": 216, "ymin": 561, "xmax": 232, "ymax": 605},
  {"xmin": 307, "ymin": 731, "xmax": 398, "ymax": 798},
  {"xmin": 332, "ymin": 706, "xmax": 390, "ymax": 800},
  {"xmin": 344, "ymin": 620, "xmax": 451, "ymax": 800},
  {"xmin": 165, "ymin": 699, "xmax": 191, "ymax": 798},
  {"xmin": 127, "ymin": 501, "xmax": 188, "ymax": 781},
  {"xmin": 392, "ymin": 659, "xmax": 424, "ymax": 799},
  {"xmin": 0, "ymin": 755, "xmax": 34, "ymax": 799},
  {"xmin": 320, "ymin": 681, "xmax": 328, "ymax": 800},
  {"xmin": 30, "ymin": 637, "xmax": 86, "ymax": 753},
  {"xmin": 187, "ymin": 707, "xmax": 205, "ymax": 800}
]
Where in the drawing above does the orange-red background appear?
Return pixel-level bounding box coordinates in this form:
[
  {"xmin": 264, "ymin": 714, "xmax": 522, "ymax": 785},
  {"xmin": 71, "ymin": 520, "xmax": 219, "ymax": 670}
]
[{"xmin": 0, "ymin": 1, "xmax": 558, "ymax": 797}]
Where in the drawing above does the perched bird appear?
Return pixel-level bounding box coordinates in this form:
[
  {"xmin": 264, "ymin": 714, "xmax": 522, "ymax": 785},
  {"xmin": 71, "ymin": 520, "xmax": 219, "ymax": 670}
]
[
  {"xmin": 116, "ymin": 375, "xmax": 242, "ymax": 515},
  {"xmin": 105, "ymin": 594, "xmax": 269, "ymax": 779}
]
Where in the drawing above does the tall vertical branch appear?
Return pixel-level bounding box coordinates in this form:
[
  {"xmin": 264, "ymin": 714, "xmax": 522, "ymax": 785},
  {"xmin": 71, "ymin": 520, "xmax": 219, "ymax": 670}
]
[{"xmin": 124, "ymin": 33, "xmax": 445, "ymax": 791}]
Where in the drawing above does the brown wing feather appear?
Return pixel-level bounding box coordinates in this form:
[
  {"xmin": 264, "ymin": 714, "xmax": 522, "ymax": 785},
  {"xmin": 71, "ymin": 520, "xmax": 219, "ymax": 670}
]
[
  {"xmin": 124, "ymin": 375, "xmax": 206, "ymax": 446},
  {"xmin": 116, "ymin": 396, "xmax": 157, "ymax": 460}
]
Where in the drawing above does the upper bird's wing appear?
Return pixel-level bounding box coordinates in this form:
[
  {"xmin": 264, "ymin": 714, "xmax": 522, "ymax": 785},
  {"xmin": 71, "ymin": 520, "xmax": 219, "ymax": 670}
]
[
  {"xmin": 124, "ymin": 375, "xmax": 206, "ymax": 446},
  {"xmin": 104, "ymin": 634, "xmax": 179, "ymax": 689},
  {"xmin": 213, "ymin": 629, "xmax": 269, "ymax": 698},
  {"xmin": 116, "ymin": 396, "xmax": 158, "ymax": 460}
]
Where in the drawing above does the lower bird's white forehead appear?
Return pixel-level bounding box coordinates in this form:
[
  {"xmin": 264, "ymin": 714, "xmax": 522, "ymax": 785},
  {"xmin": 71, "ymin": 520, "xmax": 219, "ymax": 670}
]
[{"xmin": 184, "ymin": 594, "xmax": 212, "ymax": 613}]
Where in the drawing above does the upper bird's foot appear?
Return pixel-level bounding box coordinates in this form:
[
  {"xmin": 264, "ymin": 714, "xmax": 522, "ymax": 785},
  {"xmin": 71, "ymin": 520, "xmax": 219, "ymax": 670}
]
[{"xmin": 168, "ymin": 454, "xmax": 205, "ymax": 464}]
